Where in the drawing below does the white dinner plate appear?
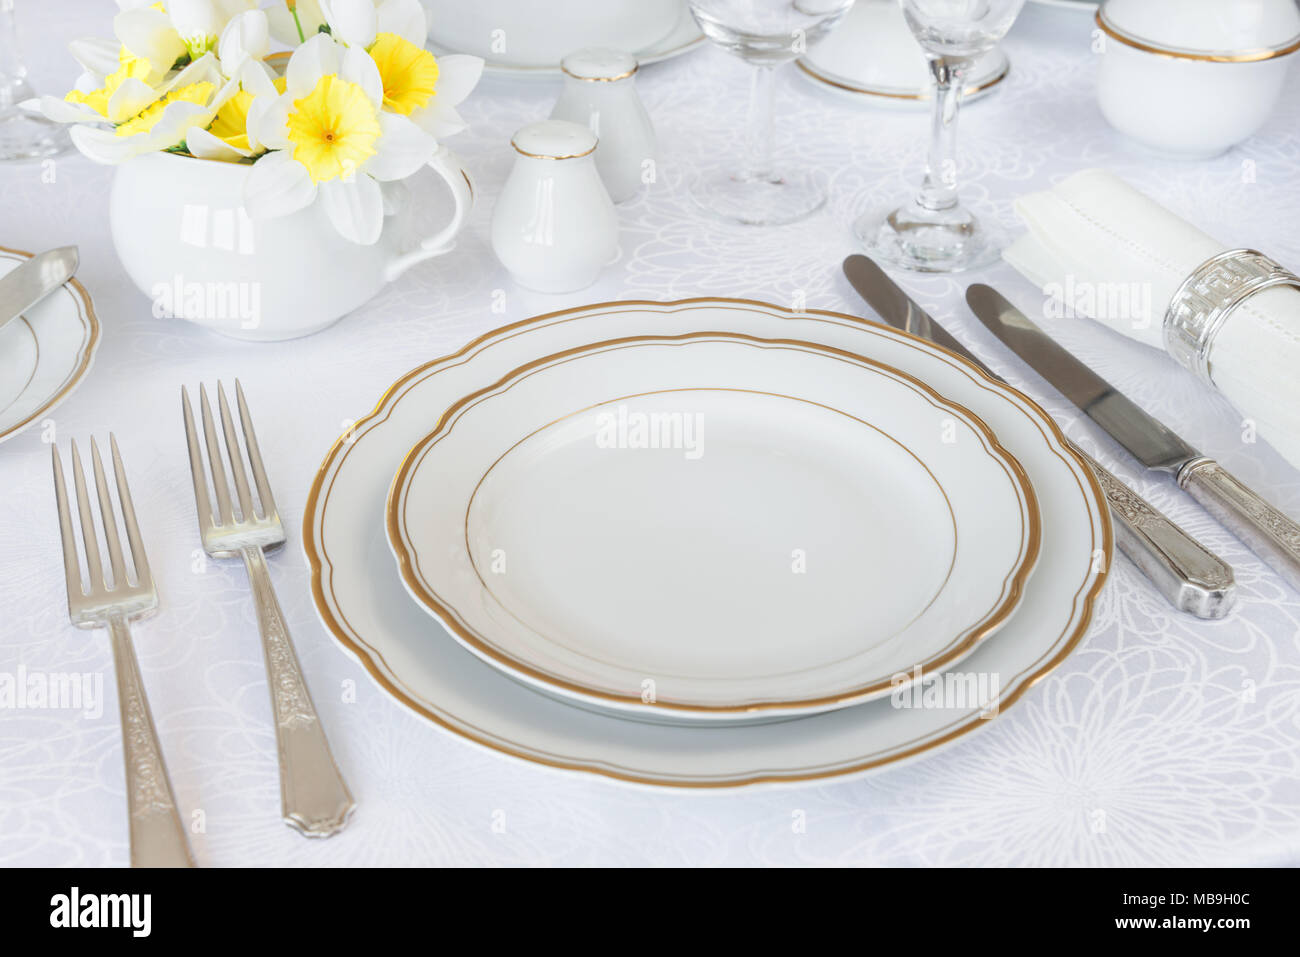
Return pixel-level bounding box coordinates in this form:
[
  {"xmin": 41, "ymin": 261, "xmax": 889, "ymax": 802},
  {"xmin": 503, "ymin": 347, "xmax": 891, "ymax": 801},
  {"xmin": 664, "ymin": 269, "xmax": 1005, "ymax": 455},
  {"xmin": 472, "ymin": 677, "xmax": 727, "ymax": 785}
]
[
  {"xmin": 426, "ymin": 5, "xmax": 705, "ymax": 77},
  {"xmin": 304, "ymin": 300, "xmax": 1110, "ymax": 788},
  {"xmin": 388, "ymin": 332, "xmax": 1039, "ymax": 721},
  {"xmin": 0, "ymin": 247, "xmax": 100, "ymax": 446}
]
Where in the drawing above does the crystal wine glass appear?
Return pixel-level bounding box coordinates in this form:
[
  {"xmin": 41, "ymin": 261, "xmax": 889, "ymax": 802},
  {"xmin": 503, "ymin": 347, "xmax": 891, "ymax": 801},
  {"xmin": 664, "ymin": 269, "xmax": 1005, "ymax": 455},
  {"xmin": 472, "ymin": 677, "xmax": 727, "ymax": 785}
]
[
  {"xmin": 687, "ymin": 0, "xmax": 855, "ymax": 226},
  {"xmin": 853, "ymin": 0, "xmax": 1026, "ymax": 271},
  {"xmin": 0, "ymin": 0, "xmax": 69, "ymax": 161}
]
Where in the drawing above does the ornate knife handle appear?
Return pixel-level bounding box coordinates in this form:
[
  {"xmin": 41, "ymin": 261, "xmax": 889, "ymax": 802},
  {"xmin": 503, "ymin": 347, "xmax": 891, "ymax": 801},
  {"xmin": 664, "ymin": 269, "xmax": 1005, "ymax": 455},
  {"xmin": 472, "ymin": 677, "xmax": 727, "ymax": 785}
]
[
  {"xmin": 107, "ymin": 616, "xmax": 196, "ymax": 867},
  {"xmin": 1179, "ymin": 458, "xmax": 1300, "ymax": 593},
  {"xmin": 241, "ymin": 546, "xmax": 355, "ymax": 837},
  {"xmin": 1082, "ymin": 454, "xmax": 1236, "ymax": 619}
]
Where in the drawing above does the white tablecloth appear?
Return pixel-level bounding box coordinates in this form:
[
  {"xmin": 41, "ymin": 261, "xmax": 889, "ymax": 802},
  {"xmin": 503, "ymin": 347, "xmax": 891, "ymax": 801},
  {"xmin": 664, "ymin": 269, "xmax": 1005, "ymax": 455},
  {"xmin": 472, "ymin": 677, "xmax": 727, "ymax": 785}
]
[{"xmin": 4, "ymin": 1, "xmax": 1300, "ymax": 867}]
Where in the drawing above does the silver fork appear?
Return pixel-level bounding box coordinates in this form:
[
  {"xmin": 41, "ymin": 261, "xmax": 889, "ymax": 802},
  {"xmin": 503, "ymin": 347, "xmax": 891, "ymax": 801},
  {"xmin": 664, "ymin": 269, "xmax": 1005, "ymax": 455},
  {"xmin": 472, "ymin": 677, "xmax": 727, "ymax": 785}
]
[
  {"xmin": 182, "ymin": 380, "xmax": 354, "ymax": 837},
  {"xmin": 52, "ymin": 437, "xmax": 195, "ymax": 868}
]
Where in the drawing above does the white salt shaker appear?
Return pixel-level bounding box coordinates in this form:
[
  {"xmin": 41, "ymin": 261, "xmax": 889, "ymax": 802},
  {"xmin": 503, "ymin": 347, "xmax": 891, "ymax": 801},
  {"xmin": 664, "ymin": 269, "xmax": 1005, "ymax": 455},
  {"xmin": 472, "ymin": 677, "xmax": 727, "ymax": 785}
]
[
  {"xmin": 491, "ymin": 120, "xmax": 619, "ymax": 293},
  {"xmin": 549, "ymin": 48, "xmax": 658, "ymax": 203}
]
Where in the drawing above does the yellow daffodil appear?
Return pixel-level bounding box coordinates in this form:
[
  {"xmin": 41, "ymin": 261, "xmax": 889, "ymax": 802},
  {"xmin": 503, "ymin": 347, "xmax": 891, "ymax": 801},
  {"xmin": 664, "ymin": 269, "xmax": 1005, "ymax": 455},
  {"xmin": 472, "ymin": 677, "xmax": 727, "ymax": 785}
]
[
  {"xmin": 114, "ymin": 81, "xmax": 215, "ymax": 137},
  {"xmin": 285, "ymin": 74, "xmax": 381, "ymax": 181},
  {"xmin": 245, "ymin": 33, "xmax": 439, "ymax": 244},
  {"xmin": 207, "ymin": 74, "xmax": 286, "ymax": 153},
  {"xmin": 63, "ymin": 49, "xmax": 152, "ymax": 119},
  {"xmin": 320, "ymin": 0, "xmax": 482, "ymax": 138},
  {"xmin": 367, "ymin": 31, "xmax": 438, "ymax": 116}
]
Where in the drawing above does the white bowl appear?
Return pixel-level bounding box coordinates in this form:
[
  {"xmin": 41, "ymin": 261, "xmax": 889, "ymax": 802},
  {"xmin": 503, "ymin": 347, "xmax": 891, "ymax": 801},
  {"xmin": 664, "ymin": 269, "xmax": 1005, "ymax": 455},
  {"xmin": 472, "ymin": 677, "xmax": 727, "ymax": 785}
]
[{"xmin": 1096, "ymin": 0, "xmax": 1300, "ymax": 158}]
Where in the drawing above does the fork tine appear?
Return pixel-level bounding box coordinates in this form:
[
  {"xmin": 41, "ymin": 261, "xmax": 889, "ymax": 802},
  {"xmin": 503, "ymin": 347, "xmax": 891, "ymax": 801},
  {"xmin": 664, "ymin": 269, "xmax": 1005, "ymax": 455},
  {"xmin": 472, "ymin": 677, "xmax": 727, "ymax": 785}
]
[
  {"xmin": 181, "ymin": 386, "xmax": 215, "ymax": 532},
  {"xmin": 111, "ymin": 433, "xmax": 151, "ymax": 588},
  {"xmin": 69, "ymin": 439, "xmax": 104, "ymax": 591},
  {"xmin": 217, "ymin": 381, "xmax": 255, "ymax": 522},
  {"xmin": 89, "ymin": 437, "xmax": 127, "ymax": 589},
  {"xmin": 235, "ymin": 379, "xmax": 276, "ymax": 519},
  {"xmin": 51, "ymin": 443, "xmax": 85, "ymax": 598},
  {"xmin": 198, "ymin": 383, "xmax": 234, "ymax": 526}
]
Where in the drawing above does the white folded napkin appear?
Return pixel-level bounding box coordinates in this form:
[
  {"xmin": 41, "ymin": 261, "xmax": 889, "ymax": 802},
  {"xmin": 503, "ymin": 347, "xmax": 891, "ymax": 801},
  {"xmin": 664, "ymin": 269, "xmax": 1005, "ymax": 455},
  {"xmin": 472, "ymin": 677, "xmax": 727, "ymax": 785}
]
[{"xmin": 1005, "ymin": 168, "xmax": 1300, "ymax": 472}]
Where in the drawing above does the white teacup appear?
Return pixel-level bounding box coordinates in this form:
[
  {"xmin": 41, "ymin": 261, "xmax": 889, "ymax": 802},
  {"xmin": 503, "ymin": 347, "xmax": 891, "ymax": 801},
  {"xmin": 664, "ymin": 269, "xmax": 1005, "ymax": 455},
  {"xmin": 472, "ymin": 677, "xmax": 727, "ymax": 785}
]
[{"xmin": 109, "ymin": 148, "xmax": 473, "ymax": 341}]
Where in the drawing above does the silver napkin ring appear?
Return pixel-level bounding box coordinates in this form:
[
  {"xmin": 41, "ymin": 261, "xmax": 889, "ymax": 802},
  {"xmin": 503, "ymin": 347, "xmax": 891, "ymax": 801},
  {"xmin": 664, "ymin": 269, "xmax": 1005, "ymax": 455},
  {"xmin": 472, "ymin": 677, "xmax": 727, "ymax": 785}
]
[{"xmin": 1163, "ymin": 248, "xmax": 1300, "ymax": 386}]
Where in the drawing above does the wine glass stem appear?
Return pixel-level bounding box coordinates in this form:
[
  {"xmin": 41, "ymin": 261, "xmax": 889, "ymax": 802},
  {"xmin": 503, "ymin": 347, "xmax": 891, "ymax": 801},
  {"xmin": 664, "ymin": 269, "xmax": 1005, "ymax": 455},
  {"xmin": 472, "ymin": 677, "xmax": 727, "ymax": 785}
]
[
  {"xmin": 0, "ymin": 0, "xmax": 30, "ymax": 110},
  {"xmin": 917, "ymin": 56, "xmax": 968, "ymax": 213},
  {"xmin": 742, "ymin": 63, "xmax": 776, "ymax": 182}
]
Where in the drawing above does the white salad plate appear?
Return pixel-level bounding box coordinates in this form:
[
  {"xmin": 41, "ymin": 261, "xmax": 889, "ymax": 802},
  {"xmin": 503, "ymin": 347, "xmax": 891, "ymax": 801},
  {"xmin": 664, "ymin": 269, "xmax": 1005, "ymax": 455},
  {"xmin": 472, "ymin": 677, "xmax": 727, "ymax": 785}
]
[
  {"xmin": 388, "ymin": 332, "xmax": 1039, "ymax": 722},
  {"xmin": 304, "ymin": 300, "xmax": 1110, "ymax": 788},
  {"xmin": 0, "ymin": 247, "xmax": 100, "ymax": 446}
]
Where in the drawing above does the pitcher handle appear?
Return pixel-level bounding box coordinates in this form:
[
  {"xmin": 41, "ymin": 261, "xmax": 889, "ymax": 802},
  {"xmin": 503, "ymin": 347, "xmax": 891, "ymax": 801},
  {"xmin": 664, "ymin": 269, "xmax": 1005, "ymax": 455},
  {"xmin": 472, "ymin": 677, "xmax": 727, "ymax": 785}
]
[{"xmin": 384, "ymin": 145, "xmax": 475, "ymax": 282}]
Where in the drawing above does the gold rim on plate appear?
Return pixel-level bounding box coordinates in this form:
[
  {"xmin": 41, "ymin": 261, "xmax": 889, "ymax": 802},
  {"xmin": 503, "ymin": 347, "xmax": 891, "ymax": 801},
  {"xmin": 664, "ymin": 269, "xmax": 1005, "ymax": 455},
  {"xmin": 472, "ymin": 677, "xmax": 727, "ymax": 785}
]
[
  {"xmin": 0, "ymin": 246, "xmax": 100, "ymax": 445},
  {"xmin": 387, "ymin": 331, "xmax": 1040, "ymax": 715},
  {"xmin": 302, "ymin": 298, "xmax": 1112, "ymax": 787}
]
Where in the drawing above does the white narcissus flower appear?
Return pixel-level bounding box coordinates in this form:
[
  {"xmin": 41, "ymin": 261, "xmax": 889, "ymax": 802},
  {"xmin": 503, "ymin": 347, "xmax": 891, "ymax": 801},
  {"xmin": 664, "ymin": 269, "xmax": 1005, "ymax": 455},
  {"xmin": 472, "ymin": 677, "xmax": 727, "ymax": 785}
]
[
  {"xmin": 321, "ymin": 0, "xmax": 483, "ymax": 139},
  {"xmin": 69, "ymin": 54, "xmax": 241, "ymax": 165},
  {"xmin": 216, "ymin": 8, "xmax": 270, "ymax": 74},
  {"xmin": 244, "ymin": 32, "xmax": 438, "ymax": 244},
  {"xmin": 114, "ymin": 0, "xmax": 257, "ymax": 65}
]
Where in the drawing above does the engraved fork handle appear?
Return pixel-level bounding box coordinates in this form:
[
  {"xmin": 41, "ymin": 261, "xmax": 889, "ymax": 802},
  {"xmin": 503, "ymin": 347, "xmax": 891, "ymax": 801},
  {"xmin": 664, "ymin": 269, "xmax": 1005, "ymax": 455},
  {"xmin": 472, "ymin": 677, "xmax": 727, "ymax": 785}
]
[
  {"xmin": 107, "ymin": 616, "xmax": 195, "ymax": 868},
  {"xmin": 240, "ymin": 546, "xmax": 355, "ymax": 837}
]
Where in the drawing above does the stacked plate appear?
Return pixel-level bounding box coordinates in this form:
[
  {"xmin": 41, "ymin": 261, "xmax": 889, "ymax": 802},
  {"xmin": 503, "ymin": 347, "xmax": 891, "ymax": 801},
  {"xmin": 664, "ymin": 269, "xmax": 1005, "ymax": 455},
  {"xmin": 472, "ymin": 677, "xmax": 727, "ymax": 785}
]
[{"xmin": 304, "ymin": 300, "xmax": 1110, "ymax": 787}]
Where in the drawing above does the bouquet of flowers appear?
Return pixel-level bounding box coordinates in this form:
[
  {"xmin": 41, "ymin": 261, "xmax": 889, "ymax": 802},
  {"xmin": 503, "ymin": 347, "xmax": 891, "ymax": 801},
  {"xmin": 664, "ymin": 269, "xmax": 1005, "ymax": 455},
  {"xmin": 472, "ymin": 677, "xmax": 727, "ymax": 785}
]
[{"xmin": 34, "ymin": 0, "xmax": 483, "ymax": 245}]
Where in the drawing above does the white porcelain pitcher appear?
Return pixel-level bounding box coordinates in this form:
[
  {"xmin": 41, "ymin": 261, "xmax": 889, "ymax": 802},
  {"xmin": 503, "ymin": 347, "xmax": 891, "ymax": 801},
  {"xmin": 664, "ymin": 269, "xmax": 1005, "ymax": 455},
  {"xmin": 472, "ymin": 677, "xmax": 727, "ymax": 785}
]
[{"xmin": 109, "ymin": 147, "xmax": 473, "ymax": 341}]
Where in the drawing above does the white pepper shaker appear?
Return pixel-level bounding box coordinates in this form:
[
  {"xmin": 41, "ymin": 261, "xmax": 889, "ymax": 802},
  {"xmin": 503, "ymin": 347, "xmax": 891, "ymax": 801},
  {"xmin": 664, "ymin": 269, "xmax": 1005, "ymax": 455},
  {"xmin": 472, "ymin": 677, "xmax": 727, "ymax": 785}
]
[
  {"xmin": 549, "ymin": 48, "xmax": 658, "ymax": 203},
  {"xmin": 491, "ymin": 120, "xmax": 619, "ymax": 293}
]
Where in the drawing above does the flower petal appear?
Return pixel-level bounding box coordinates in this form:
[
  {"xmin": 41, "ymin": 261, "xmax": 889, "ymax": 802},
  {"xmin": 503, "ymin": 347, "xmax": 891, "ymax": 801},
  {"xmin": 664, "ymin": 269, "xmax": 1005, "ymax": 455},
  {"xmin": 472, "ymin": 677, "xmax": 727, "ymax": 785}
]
[
  {"xmin": 67, "ymin": 38, "xmax": 122, "ymax": 79},
  {"xmin": 377, "ymin": 0, "xmax": 428, "ymax": 47},
  {"xmin": 69, "ymin": 124, "xmax": 144, "ymax": 164},
  {"xmin": 32, "ymin": 95, "xmax": 103, "ymax": 124},
  {"xmin": 286, "ymin": 32, "xmax": 339, "ymax": 98},
  {"xmin": 341, "ymin": 44, "xmax": 383, "ymax": 110},
  {"xmin": 321, "ymin": 0, "xmax": 378, "ymax": 49},
  {"xmin": 113, "ymin": 6, "xmax": 186, "ymax": 65},
  {"xmin": 431, "ymin": 55, "xmax": 484, "ymax": 107},
  {"xmin": 411, "ymin": 100, "xmax": 466, "ymax": 139},
  {"xmin": 218, "ymin": 9, "xmax": 270, "ymax": 72},
  {"xmin": 244, "ymin": 150, "xmax": 317, "ymax": 220},
  {"xmin": 364, "ymin": 112, "xmax": 436, "ymax": 181},
  {"xmin": 320, "ymin": 174, "xmax": 384, "ymax": 245},
  {"xmin": 248, "ymin": 91, "xmax": 292, "ymax": 151},
  {"xmin": 187, "ymin": 125, "xmax": 253, "ymax": 161},
  {"xmin": 106, "ymin": 77, "xmax": 163, "ymax": 124}
]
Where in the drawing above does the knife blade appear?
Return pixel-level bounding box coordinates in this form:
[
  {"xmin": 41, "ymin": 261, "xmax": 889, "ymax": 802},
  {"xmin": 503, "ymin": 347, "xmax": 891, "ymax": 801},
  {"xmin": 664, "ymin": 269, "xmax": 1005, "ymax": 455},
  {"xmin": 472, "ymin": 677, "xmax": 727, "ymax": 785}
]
[
  {"xmin": 0, "ymin": 246, "xmax": 79, "ymax": 336},
  {"xmin": 968, "ymin": 281, "xmax": 1300, "ymax": 593},
  {"xmin": 842, "ymin": 254, "xmax": 1235, "ymax": 618}
]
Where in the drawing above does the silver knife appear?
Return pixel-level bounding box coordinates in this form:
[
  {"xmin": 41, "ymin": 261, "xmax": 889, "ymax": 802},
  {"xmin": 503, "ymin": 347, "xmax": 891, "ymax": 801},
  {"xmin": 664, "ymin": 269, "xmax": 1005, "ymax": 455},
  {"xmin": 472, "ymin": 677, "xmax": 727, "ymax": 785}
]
[
  {"xmin": 968, "ymin": 281, "xmax": 1300, "ymax": 594},
  {"xmin": 843, "ymin": 255, "xmax": 1235, "ymax": 619},
  {"xmin": 0, "ymin": 246, "xmax": 79, "ymax": 334}
]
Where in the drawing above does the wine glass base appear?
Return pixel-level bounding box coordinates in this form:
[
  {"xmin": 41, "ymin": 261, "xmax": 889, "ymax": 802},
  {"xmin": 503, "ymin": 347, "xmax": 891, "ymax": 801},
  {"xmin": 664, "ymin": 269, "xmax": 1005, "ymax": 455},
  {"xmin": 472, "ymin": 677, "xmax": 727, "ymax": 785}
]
[
  {"xmin": 690, "ymin": 168, "xmax": 826, "ymax": 227},
  {"xmin": 0, "ymin": 110, "xmax": 70, "ymax": 162},
  {"xmin": 853, "ymin": 202, "xmax": 1001, "ymax": 274}
]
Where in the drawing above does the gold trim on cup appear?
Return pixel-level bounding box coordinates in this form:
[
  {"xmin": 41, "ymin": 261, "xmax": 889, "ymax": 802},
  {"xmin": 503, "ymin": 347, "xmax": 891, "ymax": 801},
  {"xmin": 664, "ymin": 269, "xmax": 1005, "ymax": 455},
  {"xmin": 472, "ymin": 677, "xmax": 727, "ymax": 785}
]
[
  {"xmin": 560, "ymin": 61, "xmax": 638, "ymax": 82},
  {"xmin": 1096, "ymin": 9, "xmax": 1300, "ymax": 63},
  {"xmin": 510, "ymin": 137, "xmax": 597, "ymax": 160},
  {"xmin": 301, "ymin": 298, "xmax": 1110, "ymax": 788}
]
